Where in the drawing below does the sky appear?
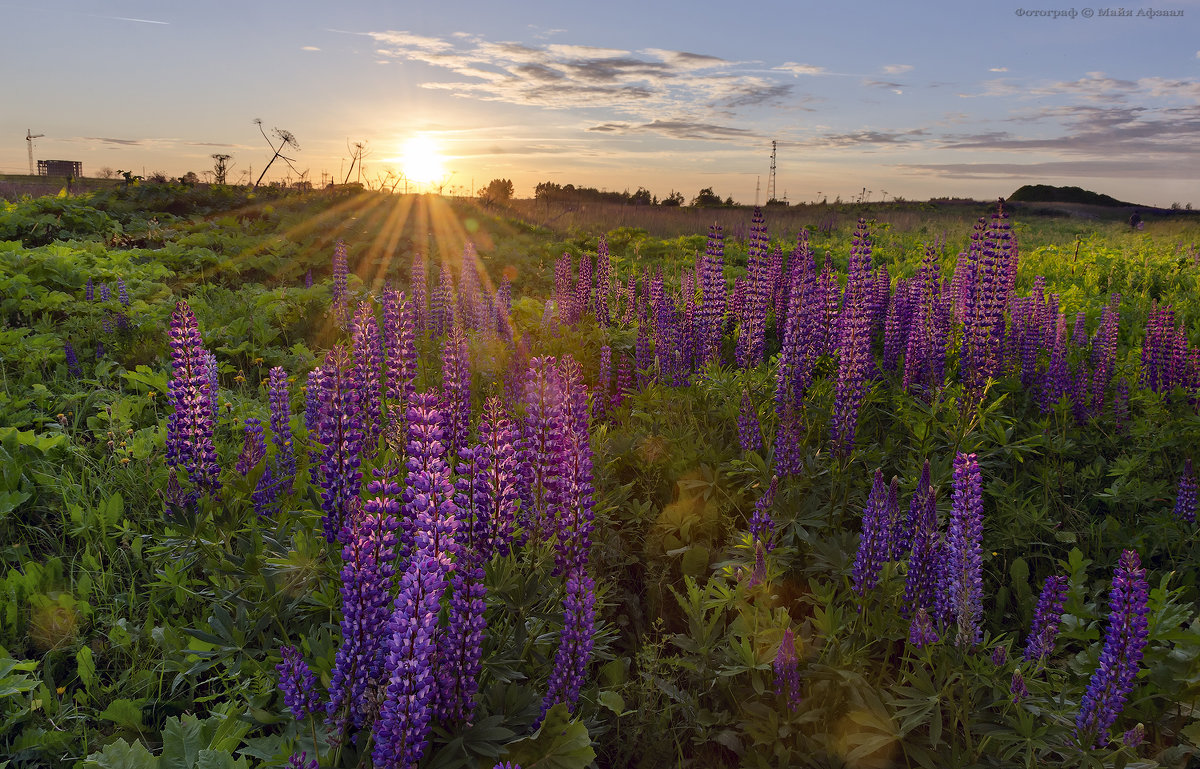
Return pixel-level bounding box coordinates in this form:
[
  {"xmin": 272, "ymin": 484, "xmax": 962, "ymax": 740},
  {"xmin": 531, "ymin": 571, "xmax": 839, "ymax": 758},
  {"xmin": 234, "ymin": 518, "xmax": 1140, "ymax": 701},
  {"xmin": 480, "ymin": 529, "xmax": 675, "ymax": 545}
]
[{"xmin": 3, "ymin": 0, "xmax": 1199, "ymax": 206}]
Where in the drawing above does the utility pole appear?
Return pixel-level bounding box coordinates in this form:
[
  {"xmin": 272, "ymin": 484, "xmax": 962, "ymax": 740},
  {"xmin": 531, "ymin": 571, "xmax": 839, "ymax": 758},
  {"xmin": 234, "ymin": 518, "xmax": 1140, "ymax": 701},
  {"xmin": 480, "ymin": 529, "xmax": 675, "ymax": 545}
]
[
  {"xmin": 26, "ymin": 129, "xmax": 44, "ymax": 175},
  {"xmin": 767, "ymin": 139, "xmax": 777, "ymax": 203}
]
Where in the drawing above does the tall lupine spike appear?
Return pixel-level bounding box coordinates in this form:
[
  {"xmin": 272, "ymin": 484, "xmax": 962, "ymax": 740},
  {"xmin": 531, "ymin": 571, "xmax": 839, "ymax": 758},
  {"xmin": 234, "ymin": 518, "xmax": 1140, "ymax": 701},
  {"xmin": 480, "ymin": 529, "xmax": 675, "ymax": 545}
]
[
  {"xmin": 1010, "ymin": 670, "xmax": 1028, "ymax": 703},
  {"xmin": 458, "ymin": 243, "xmax": 485, "ymax": 332},
  {"xmin": 165, "ymin": 301, "xmax": 221, "ymax": 498},
  {"xmin": 381, "ymin": 286, "xmax": 418, "ymax": 439},
  {"xmin": 947, "ymin": 452, "xmax": 985, "ymax": 647},
  {"xmin": 594, "ymin": 345, "xmax": 612, "ymax": 421},
  {"xmin": 1023, "ymin": 574, "xmax": 1070, "ymax": 662},
  {"xmin": 1075, "ymin": 550, "xmax": 1150, "ymax": 748},
  {"xmin": 305, "ymin": 268, "xmax": 313, "ymax": 289},
  {"xmin": 737, "ymin": 389, "xmax": 762, "ymax": 453},
  {"xmin": 236, "ymin": 418, "xmax": 266, "ymax": 477},
  {"xmin": 352, "ymin": 300, "xmax": 384, "ymax": 448},
  {"xmin": 901, "ymin": 484, "xmax": 939, "ymax": 618},
  {"xmin": 331, "ymin": 240, "xmax": 350, "ymax": 326},
  {"xmin": 475, "ymin": 397, "xmax": 521, "ymax": 556},
  {"xmin": 773, "ymin": 628, "xmax": 802, "ymax": 711},
  {"xmin": 908, "ymin": 607, "xmax": 939, "ymax": 649},
  {"xmin": 268, "ymin": 367, "xmax": 295, "ymax": 498},
  {"xmin": 435, "ymin": 539, "xmax": 487, "ymax": 723},
  {"xmin": 410, "ymin": 252, "xmax": 429, "ymax": 333},
  {"xmin": 698, "ymin": 224, "xmax": 726, "ymax": 365},
  {"xmin": 1039, "ymin": 312, "xmax": 1069, "ymax": 413},
  {"xmin": 64, "ymin": 341, "xmax": 82, "ymax": 377},
  {"xmin": 373, "ymin": 550, "xmax": 445, "ymax": 769},
  {"xmin": 401, "ymin": 392, "xmax": 459, "ymax": 568},
  {"xmin": 736, "ymin": 207, "xmax": 771, "ymax": 369},
  {"xmin": 575, "ymin": 252, "xmax": 592, "ymax": 322},
  {"xmin": 99, "ymin": 282, "xmax": 111, "ymax": 302},
  {"xmin": 315, "ymin": 347, "xmax": 364, "ymax": 543},
  {"xmin": 594, "ymin": 235, "xmax": 612, "ymax": 326},
  {"xmin": 495, "ymin": 278, "xmax": 513, "ymax": 339},
  {"xmin": 831, "ymin": 220, "xmax": 874, "ymax": 457},
  {"xmin": 326, "ymin": 482, "xmax": 400, "ymax": 735},
  {"xmin": 554, "ymin": 358, "xmax": 594, "ymax": 576},
  {"xmin": 203, "ymin": 350, "xmax": 219, "ymax": 421},
  {"xmin": 749, "ymin": 476, "xmax": 779, "ymax": 550},
  {"xmin": 304, "ymin": 368, "xmax": 326, "ymax": 437},
  {"xmin": 852, "ymin": 470, "xmax": 891, "ymax": 596},
  {"xmin": 538, "ymin": 565, "xmax": 596, "ymax": 724},
  {"xmin": 1174, "ymin": 459, "xmax": 1197, "ymax": 523},
  {"xmin": 85, "ymin": 278, "xmax": 94, "ymax": 301},
  {"xmin": 276, "ymin": 645, "xmax": 321, "ymax": 721},
  {"xmin": 442, "ymin": 326, "xmax": 472, "ymax": 458},
  {"xmin": 612, "ymin": 354, "xmax": 632, "ymax": 412},
  {"xmin": 432, "ymin": 265, "xmax": 455, "ymax": 336},
  {"xmin": 893, "ymin": 460, "xmax": 931, "ymax": 559}
]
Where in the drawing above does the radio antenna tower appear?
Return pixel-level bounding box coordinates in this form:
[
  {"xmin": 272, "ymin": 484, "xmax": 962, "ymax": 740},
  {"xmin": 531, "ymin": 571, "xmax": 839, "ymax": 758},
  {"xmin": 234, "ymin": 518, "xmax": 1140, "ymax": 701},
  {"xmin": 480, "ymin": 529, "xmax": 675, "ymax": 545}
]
[{"xmin": 766, "ymin": 140, "xmax": 777, "ymax": 203}]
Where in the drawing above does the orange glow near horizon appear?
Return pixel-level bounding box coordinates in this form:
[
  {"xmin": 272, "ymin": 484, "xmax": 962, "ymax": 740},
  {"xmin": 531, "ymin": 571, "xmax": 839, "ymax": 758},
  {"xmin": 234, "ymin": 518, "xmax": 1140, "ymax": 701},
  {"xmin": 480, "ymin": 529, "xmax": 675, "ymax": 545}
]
[{"xmin": 400, "ymin": 135, "xmax": 445, "ymax": 185}]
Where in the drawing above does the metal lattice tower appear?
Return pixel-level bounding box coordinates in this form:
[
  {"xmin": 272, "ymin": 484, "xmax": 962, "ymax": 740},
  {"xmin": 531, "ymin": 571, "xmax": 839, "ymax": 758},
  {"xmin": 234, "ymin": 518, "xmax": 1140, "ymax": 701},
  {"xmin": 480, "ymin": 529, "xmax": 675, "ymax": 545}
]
[{"xmin": 766, "ymin": 140, "xmax": 777, "ymax": 203}]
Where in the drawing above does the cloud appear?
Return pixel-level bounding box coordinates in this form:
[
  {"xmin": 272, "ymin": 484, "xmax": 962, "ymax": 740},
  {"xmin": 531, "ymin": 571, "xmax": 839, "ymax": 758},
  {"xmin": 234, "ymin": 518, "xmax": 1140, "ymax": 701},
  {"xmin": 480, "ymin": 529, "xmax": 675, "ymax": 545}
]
[
  {"xmin": 301, "ymin": 46, "xmax": 320, "ymax": 51},
  {"xmin": 368, "ymin": 29, "xmax": 811, "ymax": 120},
  {"xmin": 897, "ymin": 159, "xmax": 1199, "ymax": 181},
  {"xmin": 86, "ymin": 14, "xmax": 168, "ymax": 25},
  {"xmin": 863, "ymin": 80, "xmax": 904, "ymax": 90},
  {"xmin": 990, "ymin": 66, "xmax": 1008, "ymax": 72},
  {"xmin": 883, "ymin": 64, "xmax": 913, "ymax": 74},
  {"xmin": 775, "ymin": 62, "xmax": 828, "ymax": 76},
  {"xmin": 86, "ymin": 137, "xmax": 143, "ymax": 146},
  {"xmin": 588, "ymin": 120, "xmax": 756, "ymax": 140}
]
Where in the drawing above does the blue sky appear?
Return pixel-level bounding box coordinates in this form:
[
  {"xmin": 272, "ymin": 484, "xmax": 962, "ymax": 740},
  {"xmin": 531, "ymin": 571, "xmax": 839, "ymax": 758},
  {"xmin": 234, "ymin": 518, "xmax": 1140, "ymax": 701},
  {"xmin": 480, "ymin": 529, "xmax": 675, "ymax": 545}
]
[{"xmin": 4, "ymin": 0, "xmax": 1198, "ymax": 205}]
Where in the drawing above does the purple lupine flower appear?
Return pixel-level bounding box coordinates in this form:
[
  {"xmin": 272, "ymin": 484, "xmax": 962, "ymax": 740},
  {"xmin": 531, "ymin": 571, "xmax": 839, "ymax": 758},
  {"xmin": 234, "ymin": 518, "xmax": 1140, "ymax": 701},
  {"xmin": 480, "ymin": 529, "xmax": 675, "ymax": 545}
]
[
  {"xmin": 554, "ymin": 253, "xmax": 574, "ymax": 325},
  {"xmin": 1173, "ymin": 459, "xmax": 1197, "ymax": 523},
  {"xmin": 315, "ymin": 347, "xmax": 364, "ymax": 543},
  {"xmin": 518, "ymin": 357, "xmax": 566, "ymax": 545},
  {"xmin": 1076, "ymin": 550, "xmax": 1151, "ymax": 747},
  {"xmin": 304, "ymin": 368, "xmax": 326, "ymax": 436},
  {"xmin": 773, "ymin": 627, "xmax": 802, "ymax": 711},
  {"xmin": 203, "ymin": 350, "xmax": 219, "ymax": 421},
  {"xmin": 305, "ymin": 269, "xmax": 313, "ymax": 289},
  {"xmin": 736, "ymin": 208, "xmax": 771, "ymax": 369},
  {"xmin": 902, "ymin": 482, "xmax": 939, "ymax": 618},
  {"xmin": 1123, "ymin": 724, "xmax": 1145, "ymax": 748},
  {"xmin": 493, "ymin": 763, "xmax": 521, "ymax": 769},
  {"xmin": 893, "ymin": 460, "xmax": 932, "ymax": 559},
  {"xmin": 1024, "ymin": 574, "xmax": 1070, "ymax": 662},
  {"xmin": 402, "ymin": 392, "xmax": 459, "ymax": 566},
  {"xmin": 117, "ymin": 277, "xmax": 130, "ymax": 307},
  {"xmin": 96, "ymin": 341, "xmax": 105, "ymax": 359},
  {"xmin": 539, "ymin": 565, "xmax": 597, "ymax": 723},
  {"xmin": 749, "ymin": 476, "xmax": 779, "ymax": 550},
  {"xmin": 435, "ymin": 555, "xmax": 487, "ymax": 723},
  {"xmin": 575, "ymin": 252, "xmax": 592, "ymax": 322},
  {"xmin": 99, "ymin": 282, "xmax": 111, "ymax": 302},
  {"xmin": 288, "ymin": 752, "xmax": 318, "ymax": 769},
  {"xmin": 373, "ymin": 552, "xmax": 445, "ymax": 769},
  {"xmin": 1010, "ymin": 670, "xmax": 1028, "ymax": 704},
  {"xmin": 613, "ymin": 354, "xmax": 632, "ymax": 412},
  {"xmin": 831, "ymin": 220, "xmax": 875, "ymax": 456},
  {"xmin": 382, "ymin": 286, "xmax": 418, "ymax": 436},
  {"xmin": 737, "ymin": 389, "xmax": 762, "ymax": 453},
  {"xmin": 85, "ymin": 278, "xmax": 94, "ymax": 301},
  {"xmin": 432, "ymin": 265, "xmax": 455, "ymax": 336},
  {"xmin": 594, "ymin": 345, "xmax": 612, "ymax": 421},
  {"xmin": 442, "ymin": 326, "xmax": 472, "ymax": 458},
  {"xmin": 236, "ymin": 418, "xmax": 266, "ymax": 476},
  {"xmin": 991, "ymin": 645, "xmax": 1008, "ymax": 667},
  {"xmin": 908, "ymin": 607, "xmax": 939, "ymax": 649},
  {"xmin": 267, "ymin": 367, "xmax": 294, "ymax": 499},
  {"xmin": 327, "ymin": 477, "xmax": 401, "ymax": 734},
  {"xmin": 458, "ymin": 243, "xmax": 485, "ymax": 332},
  {"xmin": 947, "ymin": 452, "xmax": 984, "ymax": 647},
  {"xmin": 410, "ymin": 253, "xmax": 428, "ymax": 333},
  {"xmin": 698, "ymin": 225, "xmax": 726, "ymax": 364},
  {"xmin": 352, "ymin": 301, "xmax": 384, "ymax": 438},
  {"xmin": 276, "ymin": 645, "xmax": 321, "ymax": 721},
  {"xmin": 852, "ymin": 470, "xmax": 891, "ymax": 596},
  {"xmin": 64, "ymin": 341, "xmax": 81, "ymax": 377},
  {"xmin": 475, "ymin": 397, "xmax": 522, "ymax": 556},
  {"xmin": 595, "ymin": 235, "xmax": 612, "ymax": 327},
  {"xmin": 331, "ymin": 240, "xmax": 350, "ymax": 326},
  {"xmin": 165, "ymin": 301, "xmax": 221, "ymax": 497},
  {"xmin": 554, "ymin": 357, "xmax": 595, "ymax": 576}
]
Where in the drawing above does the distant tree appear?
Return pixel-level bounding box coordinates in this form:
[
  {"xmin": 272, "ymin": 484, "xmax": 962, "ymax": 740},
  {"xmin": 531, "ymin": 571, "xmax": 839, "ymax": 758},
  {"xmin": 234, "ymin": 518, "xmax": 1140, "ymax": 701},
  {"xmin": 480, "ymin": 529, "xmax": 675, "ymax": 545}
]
[
  {"xmin": 535, "ymin": 181, "xmax": 563, "ymax": 201},
  {"xmin": 692, "ymin": 187, "xmax": 722, "ymax": 207},
  {"xmin": 482, "ymin": 178, "xmax": 514, "ymax": 204},
  {"xmin": 211, "ymin": 154, "xmax": 233, "ymax": 185},
  {"xmin": 630, "ymin": 186, "xmax": 653, "ymax": 206},
  {"xmin": 661, "ymin": 190, "xmax": 684, "ymax": 207},
  {"xmin": 723, "ymin": 195, "xmax": 736, "ymax": 206},
  {"xmin": 98, "ymin": 166, "xmax": 116, "ymax": 179},
  {"xmin": 179, "ymin": 171, "xmax": 200, "ymax": 185},
  {"xmin": 148, "ymin": 170, "xmax": 169, "ymax": 184},
  {"xmin": 252, "ymin": 119, "xmax": 301, "ymax": 189}
]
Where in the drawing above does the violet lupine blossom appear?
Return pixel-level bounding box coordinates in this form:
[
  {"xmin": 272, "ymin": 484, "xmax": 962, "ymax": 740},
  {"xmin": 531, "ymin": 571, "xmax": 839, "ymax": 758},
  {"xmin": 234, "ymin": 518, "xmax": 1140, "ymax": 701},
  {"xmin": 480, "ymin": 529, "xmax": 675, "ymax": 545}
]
[
  {"xmin": 1076, "ymin": 550, "xmax": 1151, "ymax": 748},
  {"xmin": 442, "ymin": 327, "xmax": 472, "ymax": 458},
  {"xmin": 276, "ymin": 645, "xmax": 321, "ymax": 721},
  {"xmin": 991, "ymin": 645, "xmax": 1008, "ymax": 667},
  {"xmin": 352, "ymin": 300, "xmax": 384, "ymax": 447},
  {"xmin": 1174, "ymin": 459, "xmax": 1197, "ymax": 523},
  {"xmin": 595, "ymin": 235, "xmax": 612, "ymax": 326},
  {"xmin": 1010, "ymin": 670, "xmax": 1028, "ymax": 703},
  {"xmin": 1123, "ymin": 724, "xmax": 1145, "ymax": 749},
  {"xmin": 749, "ymin": 476, "xmax": 779, "ymax": 550},
  {"xmin": 554, "ymin": 358, "xmax": 595, "ymax": 576},
  {"xmin": 236, "ymin": 418, "xmax": 266, "ymax": 476},
  {"xmin": 594, "ymin": 345, "xmax": 612, "ymax": 421},
  {"xmin": 539, "ymin": 565, "xmax": 597, "ymax": 723},
  {"xmin": 773, "ymin": 628, "xmax": 802, "ymax": 711},
  {"xmin": 1023, "ymin": 574, "xmax": 1070, "ymax": 662},
  {"xmin": 1039, "ymin": 312, "xmax": 1070, "ymax": 413},
  {"xmin": 381, "ymin": 286, "xmax": 418, "ymax": 435},
  {"xmin": 288, "ymin": 752, "xmax": 318, "ymax": 769},
  {"xmin": 893, "ymin": 460, "xmax": 932, "ymax": 560},
  {"xmin": 267, "ymin": 366, "xmax": 295, "ymax": 498},
  {"xmin": 737, "ymin": 389, "xmax": 762, "ymax": 453},
  {"xmin": 305, "ymin": 269, "xmax": 313, "ymax": 289},
  {"xmin": 64, "ymin": 341, "xmax": 81, "ymax": 377},
  {"xmin": 831, "ymin": 221, "xmax": 875, "ymax": 457},
  {"xmin": 85, "ymin": 278, "xmax": 94, "ymax": 301},
  {"xmin": 493, "ymin": 763, "xmax": 521, "ymax": 769},
  {"xmin": 327, "ymin": 477, "xmax": 401, "ymax": 734},
  {"xmin": 401, "ymin": 392, "xmax": 460, "ymax": 566},
  {"xmin": 518, "ymin": 357, "xmax": 566, "ymax": 545},
  {"xmin": 315, "ymin": 347, "xmax": 365, "ymax": 543},
  {"xmin": 373, "ymin": 552, "xmax": 445, "ymax": 769},
  {"xmin": 697, "ymin": 225, "xmax": 726, "ymax": 364},
  {"xmin": 304, "ymin": 368, "xmax": 326, "ymax": 436},
  {"xmin": 99, "ymin": 282, "xmax": 111, "ymax": 302},
  {"xmin": 410, "ymin": 253, "xmax": 429, "ymax": 333},
  {"xmin": 946, "ymin": 452, "xmax": 985, "ymax": 647},
  {"xmin": 117, "ymin": 277, "xmax": 130, "ymax": 307},
  {"xmin": 852, "ymin": 470, "xmax": 892, "ymax": 596},
  {"xmin": 908, "ymin": 607, "xmax": 939, "ymax": 649},
  {"xmin": 475, "ymin": 397, "xmax": 522, "ymax": 555},
  {"xmin": 736, "ymin": 208, "xmax": 771, "ymax": 369},
  {"xmin": 902, "ymin": 482, "xmax": 939, "ymax": 619},
  {"xmin": 165, "ymin": 301, "xmax": 221, "ymax": 497},
  {"xmin": 436, "ymin": 562, "xmax": 487, "ymax": 724},
  {"xmin": 432, "ymin": 265, "xmax": 455, "ymax": 336},
  {"xmin": 204, "ymin": 350, "xmax": 219, "ymax": 421},
  {"xmin": 331, "ymin": 240, "xmax": 350, "ymax": 326}
]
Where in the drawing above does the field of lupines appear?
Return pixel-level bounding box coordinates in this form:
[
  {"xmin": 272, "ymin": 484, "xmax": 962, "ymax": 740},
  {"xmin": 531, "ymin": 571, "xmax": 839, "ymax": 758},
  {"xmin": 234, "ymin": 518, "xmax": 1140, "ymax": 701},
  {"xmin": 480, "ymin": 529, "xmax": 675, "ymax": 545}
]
[{"xmin": 1, "ymin": 185, "xmax": 1199, "ymax": 769}]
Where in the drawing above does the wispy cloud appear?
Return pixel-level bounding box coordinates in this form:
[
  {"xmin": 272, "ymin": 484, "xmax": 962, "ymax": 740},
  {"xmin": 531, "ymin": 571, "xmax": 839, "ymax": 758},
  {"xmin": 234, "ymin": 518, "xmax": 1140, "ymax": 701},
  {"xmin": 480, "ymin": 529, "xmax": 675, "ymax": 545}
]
[
  {"xmin": 775, "ymin": 62, "xmax": 829, "ymax": 76},
  {"xmin": 989, "ymin": 66, "xmax": 1008, "ymax": 72},
  {"xmin": 898, "ymin": 159, "xmax": 1197, "ymax": 181},
  {"xmin": 883, "ymin": 64, "xmax": 912, "ymax": 74},
  {"xmin": 302, "ymin": 46, "xmax": 320, "ymax": 52},
  {"xmin": 588, "ymin": 120, "xmax": 757, "ymax": 140},
  {"xmin": 87, "ymin": 14, "xmax": 168, "ymax": 25}
]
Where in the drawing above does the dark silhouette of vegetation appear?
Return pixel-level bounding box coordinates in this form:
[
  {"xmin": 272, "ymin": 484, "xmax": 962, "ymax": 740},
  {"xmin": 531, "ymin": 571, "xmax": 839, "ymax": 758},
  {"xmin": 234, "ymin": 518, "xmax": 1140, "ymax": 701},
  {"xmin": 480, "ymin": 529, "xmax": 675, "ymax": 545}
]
[
  {"xmin": 1008, "ymin": 184, "xmax": 1132, "ymax": 207},
  {"xmin": 252, "ymin": 119, "xmax": 301, "ymax": 189},
  {"xmin": 211, "ymin": 154, "xmax": 233, "ymax": 185},
  {"xmin": 482, "ymin": 178, "xmax": 514, "ymax": 205}
]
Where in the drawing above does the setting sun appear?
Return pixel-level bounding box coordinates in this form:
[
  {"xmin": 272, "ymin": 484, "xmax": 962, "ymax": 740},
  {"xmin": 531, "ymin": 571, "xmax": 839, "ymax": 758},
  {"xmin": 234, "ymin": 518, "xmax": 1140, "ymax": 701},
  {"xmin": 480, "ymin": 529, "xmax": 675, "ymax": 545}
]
[{"xmin": 400, "ymin": 135, "xmax": 445, "ymax": 185}]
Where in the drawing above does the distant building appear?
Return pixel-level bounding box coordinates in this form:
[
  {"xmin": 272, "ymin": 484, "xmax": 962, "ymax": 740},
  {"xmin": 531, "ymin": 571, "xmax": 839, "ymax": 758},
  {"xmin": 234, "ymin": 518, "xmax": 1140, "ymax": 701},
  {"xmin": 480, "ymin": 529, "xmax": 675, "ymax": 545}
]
[{"xmin": 37, "ymin": 160, "xmax": 83, "ymax": 177}]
